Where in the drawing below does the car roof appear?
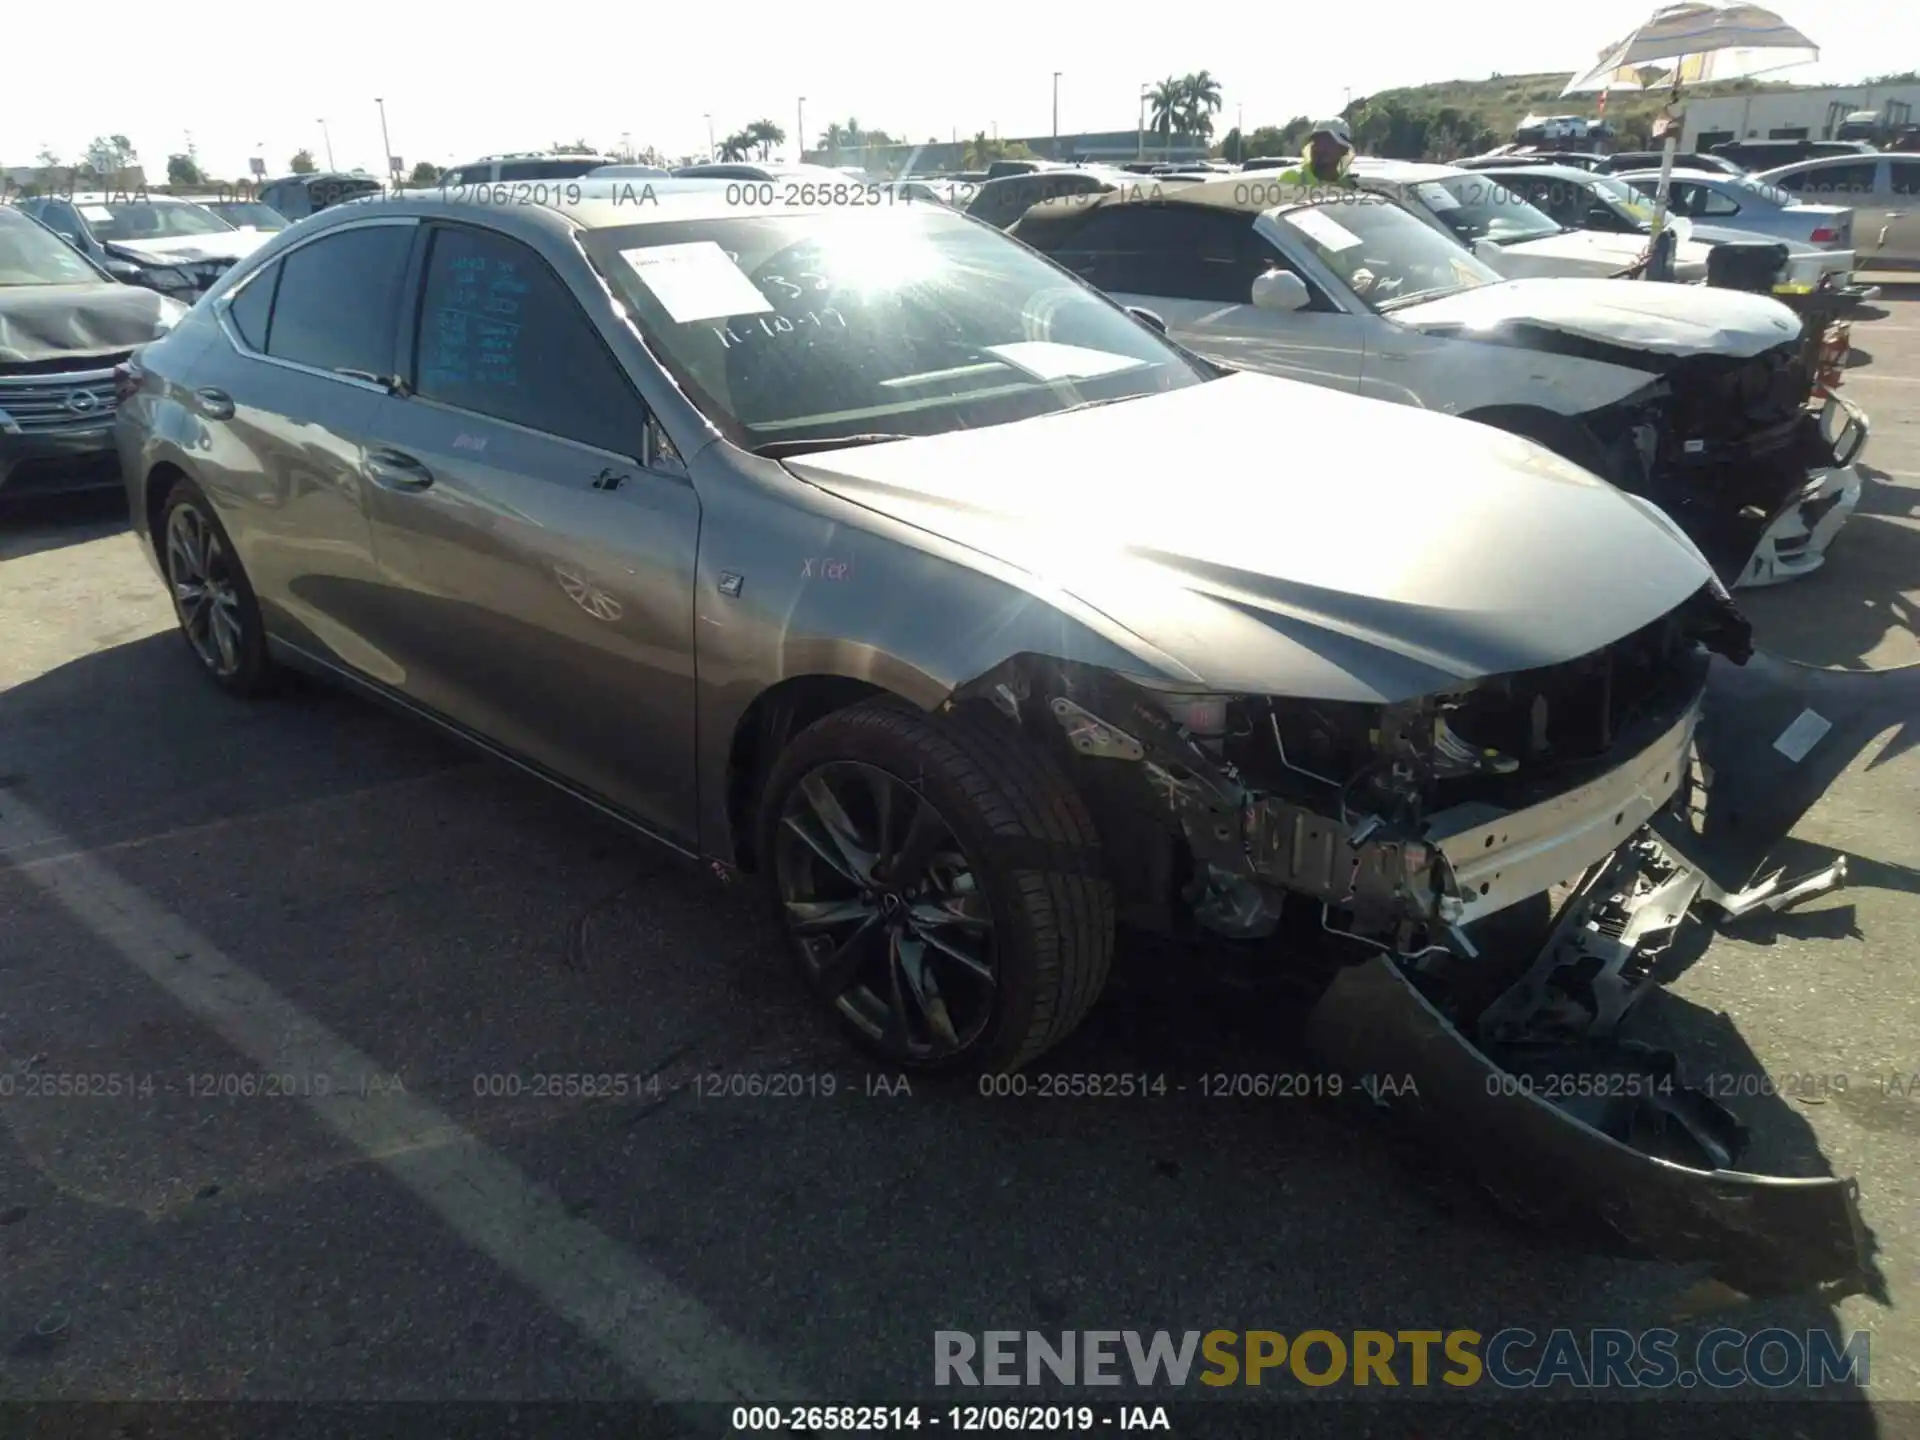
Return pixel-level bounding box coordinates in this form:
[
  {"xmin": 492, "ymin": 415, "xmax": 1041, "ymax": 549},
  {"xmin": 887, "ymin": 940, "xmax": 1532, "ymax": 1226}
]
[
  {"xmin": 1753, "ymin": 154, "xmax": 1879, "ymax": 177},
  {"xmin": 1474, "ymin": 163, "xmax": 1601, "ymax": 182},
  {"xmin": 50, "ymin": 191, "xmax": 201, "ymax": 204},
  {"xmin": 1348, "ymin": 158, "xmax": 1467, "ymax": 182},
  {"xmin": 1614, "ymin": 167, "xmax": 1754, "ymax": 184},
  {"xmin": 1020, "ymin": 174, "xmax": 1393, "ymax": 221}
]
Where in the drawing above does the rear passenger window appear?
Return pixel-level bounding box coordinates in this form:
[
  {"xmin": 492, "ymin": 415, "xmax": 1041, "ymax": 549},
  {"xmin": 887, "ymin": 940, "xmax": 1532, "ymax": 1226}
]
[
  {"xmin": 1797, "ymin": 162, "xmax": 1878, "ymax": 193},
  {"xmin": 412, "ymin": 224, "xmax": 647, "ymax": 456},
  {"xmin": 227, "ymin": 260, "xmax": 279, "ymax": 350},
  {"xmin": 265, "ymin": 225, "xmax": 413, "ymax": 379},
  {"xmin": 1892, "ymin": 162, "xmax": 1920, "ymax": 197}
]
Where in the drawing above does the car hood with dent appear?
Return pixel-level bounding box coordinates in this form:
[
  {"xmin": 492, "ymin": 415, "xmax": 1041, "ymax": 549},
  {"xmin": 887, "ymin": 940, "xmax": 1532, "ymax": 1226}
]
[
  {"xmin": 0, "ymin": 282, "xmax": 175, "ymax": 366},
  {"xmin": 782, "ymin": 372, "xmax": 1716, "ymax": 705},
  {"xmin": 1485, "ymin": 226, "xmax": 1714, "ymax": 281},
  {"xmin": 102, "ymin": 229, "xmax": 272, "ymax": 267},
  {"xmin": 1388, "ymin": 277, "xmax": 1803, "ymax": 360}
]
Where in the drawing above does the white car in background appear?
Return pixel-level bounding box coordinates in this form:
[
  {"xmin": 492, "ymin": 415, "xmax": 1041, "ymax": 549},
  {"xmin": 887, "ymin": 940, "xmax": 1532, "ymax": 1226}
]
[
  {"xmin": 1346, "ymin": 158, "xmax": 1716, "ymax": 283},
  {"xmin": 1754, "ymin": 154, "xmax": 1920, "ymax": 269},
  {"xmin": 1009, "ymin": 179, "xmax": 1868, "ymax": 590}
]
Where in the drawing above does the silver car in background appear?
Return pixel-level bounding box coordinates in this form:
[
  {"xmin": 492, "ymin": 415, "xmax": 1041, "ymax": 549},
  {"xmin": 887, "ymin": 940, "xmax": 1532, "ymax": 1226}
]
[
  {"xmin": 1753, "ymin": 154, "xmax": 1920, "ymax": 269},
  {"xmin": 1615, "ymin": 168, "xmax": 1856, "ymax": 251}
]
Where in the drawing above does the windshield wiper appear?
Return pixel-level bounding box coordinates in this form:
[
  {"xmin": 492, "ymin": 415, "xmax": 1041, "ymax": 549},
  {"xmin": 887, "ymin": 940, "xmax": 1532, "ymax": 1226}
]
[
  {"xmin": 752, "ymin": 433, "xmax": 915, "ymax": 459},
  {"xmin": 1377, "ymin": 284, "xmax": 1473, "ymax": 312}
]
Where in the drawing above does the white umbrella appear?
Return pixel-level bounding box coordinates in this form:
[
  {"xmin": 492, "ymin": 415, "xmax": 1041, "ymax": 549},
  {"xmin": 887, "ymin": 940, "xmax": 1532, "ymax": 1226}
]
[{"xmin": 1562, "ymin": 2, "xmax": 1818, "ymax": 275}]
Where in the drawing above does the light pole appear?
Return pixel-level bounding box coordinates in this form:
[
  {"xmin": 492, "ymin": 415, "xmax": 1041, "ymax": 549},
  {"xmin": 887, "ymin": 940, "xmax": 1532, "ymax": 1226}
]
[
  {"xmin": 1052, "ymin": 72, "xmax": 1061, "ymax": 159},
  {"xmin": 317, "ymin": 118, "xmax": 335, "ymax": 171},
  {"xmin": 1137, "ymin": 84, "xmax": 1149, "ymax": 161},
  {"xmin": 797, "ymin": 97, "xmax": 806, "ymax": 164},
  {"xmin": 704, "ymin": 113, "xmax": 715, "ymax": 159},
  {"xmin": 375, "ymin": 98, "xmax": 394, "ymax": 185}
]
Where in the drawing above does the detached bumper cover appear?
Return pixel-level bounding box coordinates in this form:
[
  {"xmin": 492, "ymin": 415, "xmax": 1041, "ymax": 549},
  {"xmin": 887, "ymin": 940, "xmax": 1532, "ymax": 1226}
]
[
  {"xmin": 1307, "ymin": 954, "xmax": 1870, "ymax": 1299},
  {"xmin": 1736, "ymin": 464, "xmax": 1864, "ymax": 588}
]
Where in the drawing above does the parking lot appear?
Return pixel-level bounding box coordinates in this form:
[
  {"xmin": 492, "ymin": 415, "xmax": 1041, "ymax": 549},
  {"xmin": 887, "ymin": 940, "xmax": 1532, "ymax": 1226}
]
[{"xmin": 3, "ymin": 280, "xmax": 1920, "ymax": 1434}]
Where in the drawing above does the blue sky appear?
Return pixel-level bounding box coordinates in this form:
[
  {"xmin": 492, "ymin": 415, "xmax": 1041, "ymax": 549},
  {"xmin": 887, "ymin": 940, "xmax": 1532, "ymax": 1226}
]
[{"xmin": 4, "ymin": 0, "xmax": 1904, "ymax": 178}]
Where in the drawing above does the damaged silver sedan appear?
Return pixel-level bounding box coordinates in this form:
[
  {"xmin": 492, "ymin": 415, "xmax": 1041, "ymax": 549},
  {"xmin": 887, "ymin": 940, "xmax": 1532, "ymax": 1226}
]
[{"xmin": 116, "ymin": 184, "xmax": 1873, "ymax": 1300}]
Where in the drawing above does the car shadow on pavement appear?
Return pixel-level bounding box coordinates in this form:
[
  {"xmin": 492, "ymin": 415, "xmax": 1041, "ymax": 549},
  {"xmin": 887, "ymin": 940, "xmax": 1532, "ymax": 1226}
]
[
  {"xmin": 0, "ymin": 491, "xmax": 130, "ymax": 564},
  {"xmin": 1738, "ymin": 508, "xmax": 1920, "ymax": 668},
  {"xmin": 0, "ymin": 635, "xmax": 1884, "ymax": 1419}
]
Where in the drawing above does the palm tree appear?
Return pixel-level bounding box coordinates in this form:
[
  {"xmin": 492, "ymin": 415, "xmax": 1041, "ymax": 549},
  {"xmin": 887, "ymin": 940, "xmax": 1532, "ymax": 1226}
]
[
  {"xmin": 1182, "ymin": 71, "xmax": 1224, "ymax": 141},
  {"xmin": 819, "ymin": 122, "xmax": 849, "ymax": 161},
  {"xmin": 1149, "ymin": 77, "xmax": 1185, "ymax": 150},
  {"xmin": 718, "ymin": 131, "xmax": 753, "ymax": 161},
  {"xmin": 746, "ymin": 120, "xmax": 786, "ymax": 160}
]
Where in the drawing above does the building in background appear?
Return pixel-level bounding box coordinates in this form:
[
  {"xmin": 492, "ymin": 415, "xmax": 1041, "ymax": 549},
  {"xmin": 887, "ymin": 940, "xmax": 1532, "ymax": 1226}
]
[
  {"xmin": 805, "ymin": 128, "xmax": 1211, "ymax": 174},
  {"xmin": 1681, "ymin": 83, "xmax": 1920, "ymax": 151}
]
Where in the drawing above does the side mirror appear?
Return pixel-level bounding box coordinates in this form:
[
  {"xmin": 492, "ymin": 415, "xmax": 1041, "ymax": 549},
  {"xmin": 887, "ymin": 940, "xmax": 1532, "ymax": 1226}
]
[
  {"xmin": 58, "ymin": 232, "xmax": 84, "ymax": 249},
  {"xmin": 1126, "ymin": 305, "xmax": 1168, "ymax": 333},
  {"xmin": 1250, "ymin": 270, "xmax": 1311, "ymax": 312},
  {"xmin": 1472, "ymin": 237, "xmax": 1508, "ymax": 269}
]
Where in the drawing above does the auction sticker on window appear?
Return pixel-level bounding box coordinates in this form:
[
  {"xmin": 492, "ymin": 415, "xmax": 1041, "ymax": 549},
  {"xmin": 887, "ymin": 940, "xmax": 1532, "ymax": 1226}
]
[
  {"xmin": 620, "ymin": 241, "xmax": 774, "ymax": 324},
  {"xmin": 1284, "ymin": 208, "xmax": 1362, "ymax": 252},
  {"xmin": 79, "ymin": 205, "xmax": 115, "ymax": 222},
  {"xmin": 1414, "ymin": 182, "xmax": 1462, "ymax": 212}
]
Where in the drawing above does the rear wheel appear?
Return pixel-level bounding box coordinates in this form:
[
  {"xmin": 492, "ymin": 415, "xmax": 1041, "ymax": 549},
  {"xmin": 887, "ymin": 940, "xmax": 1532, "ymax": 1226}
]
[
  {"xmin": 160, "ymin": 479, "xmax": 277, "ymax": 697},
  {"xmin": 758, "ymin": 701, "xmax": 1113, "ymax": 1074}
]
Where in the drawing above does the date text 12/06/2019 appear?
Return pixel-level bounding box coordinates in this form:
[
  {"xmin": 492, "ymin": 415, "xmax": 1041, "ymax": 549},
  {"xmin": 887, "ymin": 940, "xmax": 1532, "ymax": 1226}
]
[{"xmin": 730, "ymin": 1406, "xmax": 1171, "ymax": 1432}]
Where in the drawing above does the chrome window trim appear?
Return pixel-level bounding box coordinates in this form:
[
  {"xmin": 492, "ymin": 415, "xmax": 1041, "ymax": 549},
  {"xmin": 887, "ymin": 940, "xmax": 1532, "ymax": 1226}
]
[
  {"xmin": 213, "ymin": 215, "xmax": 421, "ymax": 395},
  {"xmin": 398, "ymin": 390, "xmax": 689, "ymax": 483}
]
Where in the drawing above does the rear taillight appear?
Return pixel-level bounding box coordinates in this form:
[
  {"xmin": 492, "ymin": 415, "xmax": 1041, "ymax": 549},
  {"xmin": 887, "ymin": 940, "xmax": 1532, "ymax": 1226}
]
[
  {"xmin": 113, "ymin": 361, "xmax": 142, "ymax": 405},
  {"xmin": 1810, "ymin": 226, "xmax": 1838, "ymax": 243}
]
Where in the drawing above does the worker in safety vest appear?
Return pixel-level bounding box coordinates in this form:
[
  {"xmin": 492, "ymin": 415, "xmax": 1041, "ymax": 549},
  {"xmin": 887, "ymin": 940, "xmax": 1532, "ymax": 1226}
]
[{"xmin": 1273, "ymin": 118, "xmax": 1358, "ymax": 191}]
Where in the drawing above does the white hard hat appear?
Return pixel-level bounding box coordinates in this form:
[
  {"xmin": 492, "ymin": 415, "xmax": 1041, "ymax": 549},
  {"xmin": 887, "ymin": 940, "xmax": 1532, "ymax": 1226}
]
[{"xmin": 1310, "ymin": 118, "xmax": 1353, "ymax": 149}]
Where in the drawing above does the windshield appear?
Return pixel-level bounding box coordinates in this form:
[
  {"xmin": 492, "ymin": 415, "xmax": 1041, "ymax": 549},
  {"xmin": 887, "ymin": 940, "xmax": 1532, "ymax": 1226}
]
[
  {"xmin": 1273, "ymin": 194, "xmax": 1504, "ymax": 311},
  {"xmin": 82, "ymin": 199, "xmax": 236, "ymax": 242},
  {"xmin": 205, "ymin": 202, "xmax": 288, "ymax": 231},
  {"xmin": 0, "ymin": 210, "xmax": 107, "ymax": 286},
  {"xmin": 583, "ymin": 208, "xmax": 1210, "ymax": 451},
  {"xmin": 1414, "ymin": 177, "xmax": 1564, "ymax": 245}
]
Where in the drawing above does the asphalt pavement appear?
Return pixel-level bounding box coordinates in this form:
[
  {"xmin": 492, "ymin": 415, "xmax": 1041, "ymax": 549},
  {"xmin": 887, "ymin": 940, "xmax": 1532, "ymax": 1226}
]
[{"xmin": 4, "ymin": 287, "xmax": 1920, "ymax": 1438}]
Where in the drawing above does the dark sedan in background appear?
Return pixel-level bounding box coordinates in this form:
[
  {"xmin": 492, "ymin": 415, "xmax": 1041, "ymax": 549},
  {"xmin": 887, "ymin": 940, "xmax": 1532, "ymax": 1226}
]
[{"xmin": 0, "ymin": 206, "xmax": 186, "ymax": 500}]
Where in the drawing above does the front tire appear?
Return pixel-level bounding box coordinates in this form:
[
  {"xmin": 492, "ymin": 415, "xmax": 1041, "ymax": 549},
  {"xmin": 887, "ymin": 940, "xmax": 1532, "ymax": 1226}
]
[
  {"xmin": 160, "ymin": 478, "xmax": 276, "ymax": 697},
  {"xmin": 758, "ymin": 701, "xmax": 1113, "ymax": 1074}
]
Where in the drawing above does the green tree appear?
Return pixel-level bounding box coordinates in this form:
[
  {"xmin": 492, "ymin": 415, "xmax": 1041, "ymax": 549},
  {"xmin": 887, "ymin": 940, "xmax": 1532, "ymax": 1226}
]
[
  {"xmin": 167, "ymin": 154, "xmax": 205, "ymax": 187},
  {"xmin": 745, "ymin": 120, "xmax": 786, "ymax": 159},
  {"xmin": 818, "ymin": 121, "xmax": 850, "ymax": 160},
  {"xmin": 1148, "ymin": 77, "xmax": 1184, "ymax": 150},
  {"xmin": 719, "ymin": 131, "xmax": 754, "ymax": 161},
  {"xmin": 1216, "ymin": 126, "xmax": 1244, "ymax": 163},
  {"xmin": 84, "ymin": 134, "xmax": 139, "ymax": 180},
  {"xmin": 410, "ymin": 160, "xmax": 441, "ymax": 184},
  {"xmin": 551, "ymin": 138, "xmax": 594, "ymax": 154},
  {"xmin": 35, "ymin": 145, "xmax": 61, "ymax": 168},
  {"xmin": 1182, "ymin": 70, "xmax": 1224, "ymax": 140},
  {"xmin": 290, "ymin": 150, "xmax": 316, "ymax": 174}
]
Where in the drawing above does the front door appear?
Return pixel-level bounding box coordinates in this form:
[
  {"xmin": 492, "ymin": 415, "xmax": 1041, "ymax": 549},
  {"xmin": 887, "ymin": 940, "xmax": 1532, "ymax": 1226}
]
[{"xmin": 357, "ymin": 220, "xmax": 702, "ymax": 840}]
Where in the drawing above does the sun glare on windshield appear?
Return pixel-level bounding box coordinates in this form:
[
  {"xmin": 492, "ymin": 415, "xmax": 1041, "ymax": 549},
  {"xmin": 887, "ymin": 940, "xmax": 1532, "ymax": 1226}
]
[{"xmin": 812, "ymin": 212, "xmax": 947, "ymax": 294}]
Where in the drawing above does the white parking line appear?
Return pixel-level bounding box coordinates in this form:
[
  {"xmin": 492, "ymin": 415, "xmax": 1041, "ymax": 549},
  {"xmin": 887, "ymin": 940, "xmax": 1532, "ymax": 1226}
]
[
  {"xmin": 1842, "ymin": 372, "xmax": 1920, "ymax": 384},
  {"xmin": 0, "ymin": 790, "xmax": 808, "ymax": 1407}
]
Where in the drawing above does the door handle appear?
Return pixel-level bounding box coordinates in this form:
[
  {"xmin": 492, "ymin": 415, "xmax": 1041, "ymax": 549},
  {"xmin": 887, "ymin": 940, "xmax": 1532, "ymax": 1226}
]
[
  {"xmin": 363, "ymin": 448, "xmax": 435, "ymax": 493},
  {"xmin": 193, "ymin": 387, "xmax": 234, "ymax": 420}
]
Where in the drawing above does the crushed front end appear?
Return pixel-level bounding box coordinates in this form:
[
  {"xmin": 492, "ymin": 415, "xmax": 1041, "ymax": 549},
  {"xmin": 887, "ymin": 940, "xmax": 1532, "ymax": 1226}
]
[
  {"xmin": 1578, "ymin": 335, "xmax": 1870, "ymax": 590},
  {"xmin": 955, "ymin": 580, "xmax": 1872, "ymax": 1299}
]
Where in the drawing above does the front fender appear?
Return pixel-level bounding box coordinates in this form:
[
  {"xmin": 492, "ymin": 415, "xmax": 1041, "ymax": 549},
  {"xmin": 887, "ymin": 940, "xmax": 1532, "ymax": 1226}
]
[{"xmin": 689, "ymin": 450, "xmax": 1183, "ymax": 861}]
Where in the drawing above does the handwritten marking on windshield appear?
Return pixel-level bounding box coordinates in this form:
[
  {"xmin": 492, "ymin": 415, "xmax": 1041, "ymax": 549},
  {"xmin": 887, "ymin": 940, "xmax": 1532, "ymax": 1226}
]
[{"xmin": 800, "ymin": 558, "xmax": 853, "ymax": 581}]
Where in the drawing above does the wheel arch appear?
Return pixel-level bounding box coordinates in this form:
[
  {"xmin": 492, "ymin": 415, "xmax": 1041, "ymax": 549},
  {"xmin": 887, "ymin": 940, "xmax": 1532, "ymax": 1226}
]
[{"xmin": 142, "ymin": 460, "xmax": 193, "ymax": 557}]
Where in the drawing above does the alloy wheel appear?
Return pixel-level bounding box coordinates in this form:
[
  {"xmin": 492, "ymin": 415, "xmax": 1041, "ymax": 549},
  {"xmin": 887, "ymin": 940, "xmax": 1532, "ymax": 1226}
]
[
  {"xmin": 772, "ymin": 761, "xmax": 998, "ymax": 1062},
  {"xmin": 166, "ymin": 502, "xmax": 246, "ymax": 678}
]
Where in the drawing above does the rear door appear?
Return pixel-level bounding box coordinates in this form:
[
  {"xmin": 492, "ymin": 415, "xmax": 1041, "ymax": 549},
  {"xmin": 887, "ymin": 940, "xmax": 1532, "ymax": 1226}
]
[
  {"xmin": 193, "ymin": 218, "xmax": 416, "ymax": 669},
  {"xmin": 1884, "ymin": 159, "xmax": 1920, "ymax": 265},
  {"xmin": 1775, "ymin": 159, "xmax": 1886, "ymax": 262},
  {"xmin": 357, "ymin": 219, "xmax": 702, "ymax": 838}
]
